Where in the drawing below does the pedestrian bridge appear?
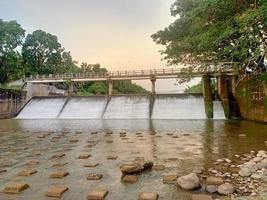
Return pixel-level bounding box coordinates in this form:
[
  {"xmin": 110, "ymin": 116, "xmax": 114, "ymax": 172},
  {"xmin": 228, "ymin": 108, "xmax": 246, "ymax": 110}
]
[{"xmin": 26, "ymin": 65, "xmax": 238, "ymax": 84}]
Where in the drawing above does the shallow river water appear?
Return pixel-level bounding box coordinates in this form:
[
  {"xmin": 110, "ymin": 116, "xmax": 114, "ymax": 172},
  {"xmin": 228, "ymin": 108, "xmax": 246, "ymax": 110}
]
[{"xmin": 0, "ymin": 119, "xmax": 267, "ymax": 200}]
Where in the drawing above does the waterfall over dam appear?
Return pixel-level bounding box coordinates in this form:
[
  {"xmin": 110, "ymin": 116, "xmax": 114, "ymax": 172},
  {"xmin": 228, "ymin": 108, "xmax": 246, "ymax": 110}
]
[{"xmin": 16, "ymin": 95, "xmax": 225, "ymax": 119}]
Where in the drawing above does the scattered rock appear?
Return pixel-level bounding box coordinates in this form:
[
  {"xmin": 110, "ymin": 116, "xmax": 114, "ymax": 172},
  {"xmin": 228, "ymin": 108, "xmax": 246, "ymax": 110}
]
[
  {"xmin": 3, "ymin": 182, "xmax": 29, "ymax": 194},
  {"xmin": 138, "ymin": 192, "xmax": 159, "ymax": 200},
  {"xmin": 17, "ymin": 169, "xmax": 37, "ymax": 176},
  {"xmin": 122, "ymin": 175, "xmax": 138, "ymax": 183},
  {"xmin": 217, "ymin": 183, "xmax": 235, "ymax": 195},
  {"xmin": 87, "ymin": 173, "xmax": 103, "ymax": 180},
  {"xmin": 49, "ymin": 171, "xmax": 69, "ymax": 179},
  {"xmin": 163, "ymin": 175, "xmax": 177, "ymax": 184},
  {"xmin": 46, "ymin": 186, "xmax": 68, "ymax": 198},
  {"xmin": 191, "ymin": 194, "xmax": 212, "ymax": 200},
  {"xmin": 177, "ymin": 173, "xmax": 200, "ymax": 190},
  {"xmin": 87, "ymin": 190, "xmax": 108, "ymax": 200}
]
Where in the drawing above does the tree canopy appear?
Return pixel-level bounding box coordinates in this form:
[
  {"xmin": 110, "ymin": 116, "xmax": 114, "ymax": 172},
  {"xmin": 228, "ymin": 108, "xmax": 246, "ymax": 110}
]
[
  {"xmin": 0, "ymin": 19, "xmax": 25, "ymax": 83},
  {"xmin": 152, "ymin": 0, "xmax": 267, "ymax": 69}
]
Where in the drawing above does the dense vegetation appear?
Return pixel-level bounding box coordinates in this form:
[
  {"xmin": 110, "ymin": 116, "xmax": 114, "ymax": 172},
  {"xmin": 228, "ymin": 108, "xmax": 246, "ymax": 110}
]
[
  {"xmin": 152, "ymin": 0, "xmax": 267, "ymax": 70},
  {"xmin": 0, "ymin": 19, "xmax": 148, "ymax": 94}
]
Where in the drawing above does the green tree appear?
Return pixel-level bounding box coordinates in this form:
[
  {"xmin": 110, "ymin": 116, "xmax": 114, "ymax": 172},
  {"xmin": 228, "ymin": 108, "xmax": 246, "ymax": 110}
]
[
  {"xmin": 60, "ymin": 51, "xmax": 80, "ymax": 74},
  {"xmin": 0, "ymin": 19, "xmax": 25, "ymax": 83},
  {"xmin": 152, "ymin": 0, "xmax": 267, "ymax": 69},
  {"xmin": 22, "ymin": 30, "xmax": 63, "ymax": 75}
]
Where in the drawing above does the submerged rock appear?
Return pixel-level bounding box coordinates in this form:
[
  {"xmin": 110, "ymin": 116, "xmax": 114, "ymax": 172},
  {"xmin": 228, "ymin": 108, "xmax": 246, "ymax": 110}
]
[{"xmin": 177, "ymin": 173, "xmax": 200, "ymax": 190}]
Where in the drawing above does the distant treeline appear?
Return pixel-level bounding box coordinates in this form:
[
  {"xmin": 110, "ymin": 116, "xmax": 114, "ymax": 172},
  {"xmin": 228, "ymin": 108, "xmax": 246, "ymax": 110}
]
[{"xmin": 0, "ymin": 19, "xmax": 148, "ymax": 95}]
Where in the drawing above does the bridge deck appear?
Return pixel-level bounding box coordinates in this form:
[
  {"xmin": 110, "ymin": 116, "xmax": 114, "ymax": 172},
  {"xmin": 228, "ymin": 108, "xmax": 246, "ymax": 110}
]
[{"xmin": 26, "ymin": 67, "xmax": 239, "ymax": 83}]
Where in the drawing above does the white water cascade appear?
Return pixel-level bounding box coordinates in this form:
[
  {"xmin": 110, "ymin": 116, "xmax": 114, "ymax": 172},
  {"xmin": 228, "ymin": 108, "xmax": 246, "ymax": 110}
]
[{"xmin": 16, "ymin": 95, "xmax": 225, "ymax": 119}]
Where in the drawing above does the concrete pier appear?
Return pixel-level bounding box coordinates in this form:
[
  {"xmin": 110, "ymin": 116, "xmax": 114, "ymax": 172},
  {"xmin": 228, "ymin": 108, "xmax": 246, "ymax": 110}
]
[
  {"xmin": 108, "ymin": 80, "xmax": 113, "ymax": 96},
  {"xmin": 217, "ymin": 74, "xmax": 230, "ymax": 119},
  {"xmin": 68, "ymin": 82, "xmax": 74, "ymax": 96},
  {"xmin": 151, "ymin": 77, "xmax": 156, "ymax": 95},
  {"xmin": 202, "ymin": 75, "xmax": 213, "ymax": 118}
]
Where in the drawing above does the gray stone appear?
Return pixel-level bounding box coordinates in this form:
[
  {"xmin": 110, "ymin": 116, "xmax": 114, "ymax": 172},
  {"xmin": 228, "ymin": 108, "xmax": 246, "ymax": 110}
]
[
  {"xmin": 217, "ymin": 183, "xmax": 235, "ymax": 195},
  {"xmin": 239, "ymin": 167, "xmax": 252, "ymax": 177},
  {"xmin": 206, "ymin": 185, "xmax": 218, "ymax": 193},
  {"xmin": 177, "ymin": 173, "xmax": 200, "ymax": 190}
]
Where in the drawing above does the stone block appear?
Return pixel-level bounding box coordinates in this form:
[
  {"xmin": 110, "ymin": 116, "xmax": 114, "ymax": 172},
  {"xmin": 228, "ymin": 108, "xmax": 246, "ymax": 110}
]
[
  {"xmin": 49, "ymin": 171, "xmax": 69, "ymax": 178},
  {"xmin": 87, "ymin": 173, "xmax": 103, "ymax": 180},
  {"xmin": 107, "ymin": 155, "xmax": 118, "ymax": 160},
  {"xmin": 52, "ymin": 162, "xmax": 68, "ymax": 167},
  {"xmin": 152, "ymin": 165, "xmax": 165, "ymax": 170},
  {"xmin": 46, "ymin": 186, "xmax": 68, "ymax": 198},
  {"xmin": 3, "ymin": 182, "xmax": 29, "ymax": 194},
  {"xmin": 87, "ymin": 190, "xmax": 108, "ymax": 200},
  {"xmin": 78, "ymin": 154, "xmax": 91, "ymax": 159},
  {"xmin": 122, "ymin": 175, "xmax": 138, "ymax": 183},
  {"xmin": 51, "ymin": 153, "xmax": 65, "ymax": 159},
  {"xmin": 17, "ymin": 169, "xmax": 37, "ymax": 176},
  {"xmin": 138, "ymin": 192, "xmax": 159, "ymax": 200},
  {"xmin": 163, "ymin": 175, "xmax": 177, "ymax": 184},
  {"xmin": 83, "ymin": 163, "xmax": 99, "ymax": 168}
]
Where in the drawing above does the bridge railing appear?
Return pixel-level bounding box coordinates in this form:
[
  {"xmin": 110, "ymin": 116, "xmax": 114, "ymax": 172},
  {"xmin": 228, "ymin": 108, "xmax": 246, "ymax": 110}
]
[{"xmin": 26, "ymin": 64, "xmax": 239, "ymax": 81}]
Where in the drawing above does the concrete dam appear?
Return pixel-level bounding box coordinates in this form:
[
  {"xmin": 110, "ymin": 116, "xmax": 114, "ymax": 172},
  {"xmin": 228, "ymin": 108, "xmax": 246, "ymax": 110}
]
[{"xmin": 16, "ymin": 95, "xmax": 225, "ymax": 119}]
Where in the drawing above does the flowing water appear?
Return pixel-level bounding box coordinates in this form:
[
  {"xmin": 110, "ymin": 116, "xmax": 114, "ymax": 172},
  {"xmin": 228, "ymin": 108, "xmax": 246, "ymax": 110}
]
[
  {"xmin": 1, "ymin": 95, "xmax": 267, "ymax": 199},
  {"xmin": 16, "ymin": 95, "xmax": 225, "ymax": 119}
]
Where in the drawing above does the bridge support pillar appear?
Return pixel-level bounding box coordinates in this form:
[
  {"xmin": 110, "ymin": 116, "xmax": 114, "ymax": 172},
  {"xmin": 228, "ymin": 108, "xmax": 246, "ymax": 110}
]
[
  {"xmin": 202, "ymin": 75, "xmax": 213, "ymax": 118},
  {"xmin": 217, "ymin": 74, "xmax": 230, "ymax": 119},
  {"xmin": 68, "ymin": 82, "xmax": 74, "ymax": 96},
  {"xmin": 151, "ymin": 77, "xmax": 156, "ymax": 95},
  {"xmin": 108, "ymin": 80, "xmax": 113, "ymax": 96}
]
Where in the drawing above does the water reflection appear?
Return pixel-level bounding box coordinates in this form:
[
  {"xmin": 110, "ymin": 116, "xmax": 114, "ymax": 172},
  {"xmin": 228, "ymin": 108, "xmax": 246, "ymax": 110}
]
[{"xmin": 0, "ymin": 119, "xmax": 266, "ymax": 200}]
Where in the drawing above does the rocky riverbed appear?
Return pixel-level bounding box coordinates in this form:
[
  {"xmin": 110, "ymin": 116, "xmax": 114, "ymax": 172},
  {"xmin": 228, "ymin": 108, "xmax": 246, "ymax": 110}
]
[{"xmin": 0, "ymin": 119, "xmax": 267, "ymax": 199}]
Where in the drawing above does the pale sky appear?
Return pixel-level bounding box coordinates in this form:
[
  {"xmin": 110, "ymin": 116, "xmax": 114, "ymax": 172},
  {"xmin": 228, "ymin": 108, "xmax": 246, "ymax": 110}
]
[
  {"xmin": 0, "ymin": 0, "xmax": 175, "ymax": 70},
  {"xmin": 0, "ymin": 0, "xmax": 200, "ymax": 92}
]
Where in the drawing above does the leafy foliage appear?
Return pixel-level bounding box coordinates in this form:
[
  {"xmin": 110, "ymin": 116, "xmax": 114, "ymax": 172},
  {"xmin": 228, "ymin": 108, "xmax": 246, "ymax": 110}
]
[
  {"xmin": 0, "ymin": 19, "xmax": 25, "ymax": 83},
  {"xmin": 152, "ymin": 0, "xmax": 267, "ymax": 69}
]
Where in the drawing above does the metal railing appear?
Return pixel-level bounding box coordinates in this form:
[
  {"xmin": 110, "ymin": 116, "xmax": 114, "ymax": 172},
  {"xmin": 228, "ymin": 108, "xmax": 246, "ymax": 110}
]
[{"xmin": 26, "ymin": 65, "xmax": 238, "ymax": 82}]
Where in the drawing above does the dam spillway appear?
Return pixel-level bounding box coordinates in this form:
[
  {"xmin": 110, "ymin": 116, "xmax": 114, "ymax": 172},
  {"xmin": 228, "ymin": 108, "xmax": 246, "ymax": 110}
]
[{"xmin": 16, "ymin": 95, "xmax": 226, "ymax": 119}]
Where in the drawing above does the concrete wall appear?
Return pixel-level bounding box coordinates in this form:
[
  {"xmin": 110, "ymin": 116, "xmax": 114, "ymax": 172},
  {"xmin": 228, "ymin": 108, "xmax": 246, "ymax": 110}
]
[
  {"xmin": 234, "ymin": 74, "xmax": 267, "ymax": 123},
  {"xmin": 0, "ymin": 89, "xmax": 26, "ymax": 119},
  {"xmin": 26, "ymin": 83, "xmax": 66, "ymax": 100}
]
